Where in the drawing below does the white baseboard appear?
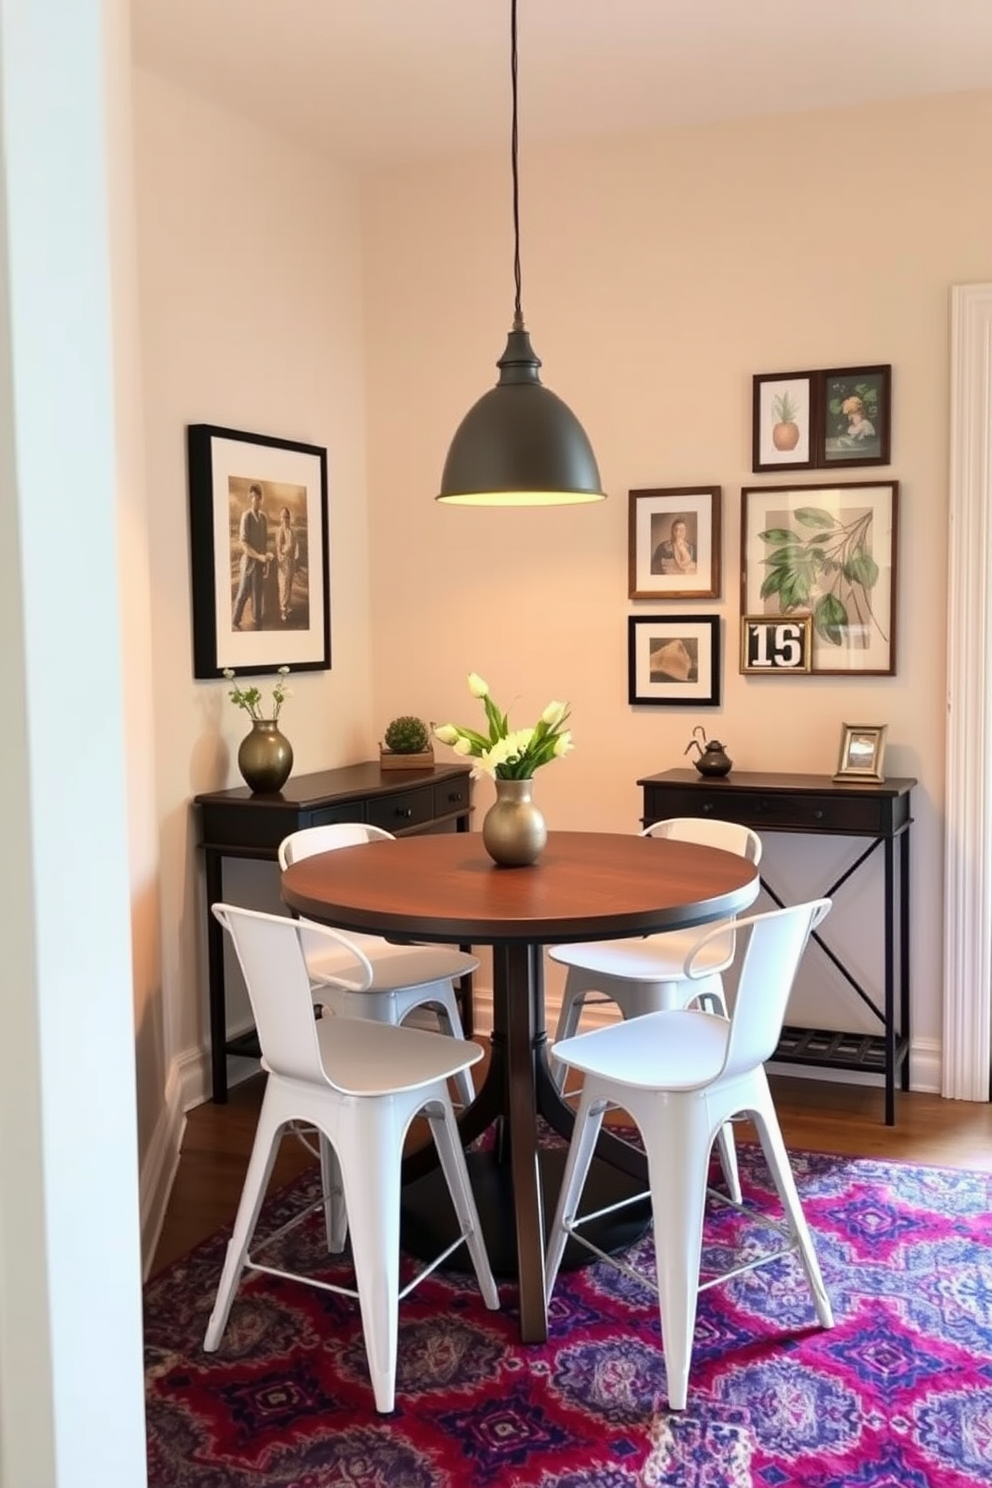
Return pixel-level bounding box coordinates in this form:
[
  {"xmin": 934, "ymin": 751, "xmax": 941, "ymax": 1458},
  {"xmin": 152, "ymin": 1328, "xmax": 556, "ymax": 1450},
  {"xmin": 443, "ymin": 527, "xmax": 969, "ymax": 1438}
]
[
  {"xmin": 138, "ymin": 1038, "xmax": 260, "ymax": 1279},
  {"xmin": 139, "ymin": 1056, "xmax": 186, "ymax": 1280}
]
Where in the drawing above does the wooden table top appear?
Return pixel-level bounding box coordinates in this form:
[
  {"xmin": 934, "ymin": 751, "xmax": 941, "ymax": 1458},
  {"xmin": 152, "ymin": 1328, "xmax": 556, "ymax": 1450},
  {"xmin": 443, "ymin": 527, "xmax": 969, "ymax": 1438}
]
[{"xmin": 281, "ymin": 829, "xmax": 759, "ymax": 946}]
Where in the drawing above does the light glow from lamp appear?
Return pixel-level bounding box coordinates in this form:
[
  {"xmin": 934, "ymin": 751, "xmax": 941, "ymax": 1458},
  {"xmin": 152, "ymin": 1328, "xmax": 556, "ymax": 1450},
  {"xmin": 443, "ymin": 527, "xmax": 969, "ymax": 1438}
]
[{"xmin": 436, "ymin": 0, "xmax": 605, "ymax": 507}]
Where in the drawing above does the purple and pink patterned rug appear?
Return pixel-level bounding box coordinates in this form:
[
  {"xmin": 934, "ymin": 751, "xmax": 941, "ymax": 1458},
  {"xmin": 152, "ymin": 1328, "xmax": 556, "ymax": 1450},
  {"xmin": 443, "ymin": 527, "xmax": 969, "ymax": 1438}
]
[{"xmin": 144, "ymin": 1144, "xmax": 992, "ymax": 1486}]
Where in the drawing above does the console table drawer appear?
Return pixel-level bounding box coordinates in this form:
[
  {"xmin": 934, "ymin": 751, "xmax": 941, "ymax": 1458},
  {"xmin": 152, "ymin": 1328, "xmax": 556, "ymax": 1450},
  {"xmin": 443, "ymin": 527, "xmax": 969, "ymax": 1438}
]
[
  {"xmin": 643, "ymin": 782, "xmax": 891, "ymax": 836},
  {"xmin": 308, "ymin": 802, "xmax": 368, "ymax": 829},
  {"xmin": 367, "ymin": 785, "xmax": 436, "ymax": 832},
  {"xmin": 434, "ymin": 778, "xmax": 471, "ymax": 819}
]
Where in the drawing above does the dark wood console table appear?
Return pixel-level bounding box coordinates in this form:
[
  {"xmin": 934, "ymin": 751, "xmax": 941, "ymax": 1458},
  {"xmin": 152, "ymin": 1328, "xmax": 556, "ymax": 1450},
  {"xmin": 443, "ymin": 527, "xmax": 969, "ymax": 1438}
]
[
  {"xmin": 637, "ymin": 769, "xmax": 916, "ymax": 1125},
  {"xmin": 194, "ymin": 761, "xmax": 474, "ymax": 1101}
]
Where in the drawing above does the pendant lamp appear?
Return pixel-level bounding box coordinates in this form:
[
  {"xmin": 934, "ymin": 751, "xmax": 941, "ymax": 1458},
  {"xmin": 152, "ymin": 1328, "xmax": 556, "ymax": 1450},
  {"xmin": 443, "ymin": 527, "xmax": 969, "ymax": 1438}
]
[{"xmin": 436, "ymin": 0, "xmax": 605, "ymax": 507}]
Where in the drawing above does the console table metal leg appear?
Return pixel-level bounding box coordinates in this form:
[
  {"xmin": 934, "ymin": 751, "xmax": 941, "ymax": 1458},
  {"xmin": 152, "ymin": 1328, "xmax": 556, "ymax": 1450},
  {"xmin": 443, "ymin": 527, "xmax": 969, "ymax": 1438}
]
[
  {"xmin": 884, "ymin": 836, "xmax": 895, "ymax": 1126},
  {"xmin": 204, "ymin": 849, "xmax": 228, "ymax": 1103},
  {"xmin": 900, "ymin": 827, "xmax": 911, "ymax": 1093}
]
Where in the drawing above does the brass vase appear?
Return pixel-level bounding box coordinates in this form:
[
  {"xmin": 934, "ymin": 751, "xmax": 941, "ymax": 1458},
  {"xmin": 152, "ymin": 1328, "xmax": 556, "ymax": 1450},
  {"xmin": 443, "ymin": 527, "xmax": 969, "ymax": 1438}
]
[
  {"xmin": 482, "ymin": 777, "xmax": 547, "ymax": 867},
  {"xmin": 238, "ymin": 718, "xmax": 293, "ymax": 794}
]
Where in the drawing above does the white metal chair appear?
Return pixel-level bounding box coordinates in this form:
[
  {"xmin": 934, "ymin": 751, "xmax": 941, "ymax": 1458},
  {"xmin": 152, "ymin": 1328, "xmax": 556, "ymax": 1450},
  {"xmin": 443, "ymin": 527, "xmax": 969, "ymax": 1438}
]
[
  {"xmin": 545, "ymin": 898, "xmax": 834, "ymax": 1412},
  {"xmin": 548, "ymin": 818, "xmax": 762, "ymax": 1201},
  {"xmin": 279, "ymin": 823, "xmax": 478, "ymax": 1108},
  {"xmin": 206, "ymin": 904, "xmax": 499, "ymax": 1414}
]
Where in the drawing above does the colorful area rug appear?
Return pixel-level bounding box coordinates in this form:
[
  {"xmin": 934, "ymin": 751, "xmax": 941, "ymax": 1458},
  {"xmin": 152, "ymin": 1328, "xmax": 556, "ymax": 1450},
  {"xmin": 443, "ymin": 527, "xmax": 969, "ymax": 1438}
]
[{"xmin": 144, "ymin": 1144, "xmax": 992, "ymax": 1487}]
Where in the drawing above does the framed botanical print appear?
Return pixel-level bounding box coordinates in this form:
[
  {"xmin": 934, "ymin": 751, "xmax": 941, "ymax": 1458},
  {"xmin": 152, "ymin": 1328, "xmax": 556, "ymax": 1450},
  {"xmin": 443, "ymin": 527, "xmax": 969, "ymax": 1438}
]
[
  {"xmin": 628, "ymin": 615, "xmax": 721, "ymax": 706},
  {"xmin": 819, "ymin": 365, "xmax": 892, "ymax": 468},
  {"xmin": 740, "ymin": 482, "xmax": 898, "ymax": 675},
  {"xmin": 752, "ymin": 372, "xmax": 815, "ymax": 473},
  {"xmin": 628, "ymin": 486, "xmax": 721, "ymax": 599}
]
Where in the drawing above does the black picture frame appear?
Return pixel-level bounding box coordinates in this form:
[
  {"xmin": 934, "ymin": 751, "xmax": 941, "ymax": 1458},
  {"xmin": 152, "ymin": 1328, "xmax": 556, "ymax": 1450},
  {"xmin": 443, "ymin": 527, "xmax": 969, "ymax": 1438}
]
[
  {"xmin": 627, "ymin": 615, "xmax": 721, "ymax": 706},
  {"xmin": 751, "ymin": 371, "xmax": 816, "ymax": 474},
  {"xmin": 752, "ymin": 364, "xmax": 892, "ymax": 474},
  {"xmin": 818, "ymin": 365, "xmax": 892, "ymax": 468},
  {"xmin": 187, "ymin": 424, "xmax": 330, "ymax": 679}
]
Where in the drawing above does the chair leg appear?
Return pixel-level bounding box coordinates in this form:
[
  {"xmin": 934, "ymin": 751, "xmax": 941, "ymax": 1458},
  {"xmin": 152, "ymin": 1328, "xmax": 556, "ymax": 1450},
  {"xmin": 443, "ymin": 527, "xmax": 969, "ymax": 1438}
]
[
  {"xmin": 641, "ymin": 1097, "xmax": 712, "ymax": 1412},
  {"xmin": 692, "ymin": 980, "xmax": 740, "ymax": 1203},
  {"xmin": 426, "ymin": 1096, "xmax": 499, "ymax": 1309},
  {"xmin": 203, "ymin": 1090, "xmax": 284, "ymax": 1352},
  {"xmin": 748, "ymin": 1078, "xmax": 834, "ymax": 1329},
  {"xmin": 544, "ymin": 1085, "xmax": 607, "ymax": 1300},
  {"xmin": 319, "ymin": 1135, "xmax": 348, "ymax": 1252},
  {"xmin": 714, "ymin": 1121, "xmax": 742, "ymax": 1205},
  {"xmin": 432, "ymin": 987, "xmax": 476, "ymax": 1109},
  {"xmin": 550, "ymin": 980, "xmax": 587, "ymax": 1092},
  {"xmin": 336, "ymin": 1100, "xmax": 407, "ymax": 1414}
]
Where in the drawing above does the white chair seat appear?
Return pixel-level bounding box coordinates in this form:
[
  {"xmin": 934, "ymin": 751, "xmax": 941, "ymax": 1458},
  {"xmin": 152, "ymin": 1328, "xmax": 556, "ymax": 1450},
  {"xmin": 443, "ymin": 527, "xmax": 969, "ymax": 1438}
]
[
  {"xmin": 551, "ymin": 1006, "xmax": 731, "ymax": 1091},
  {"xmin": 308, "ymin": 1011, "xmax": 486, "ymax": 1096},
  {"xmin": 551, "ymin": 928, "xmax": 733, "ymax": 985},
  {"xmin": 545, "ymin": 899, "xmax": 833, "ymax": 1414},
  {"xmin": 301, "ymin": 933, "xmax": 477, "ymax": 995},
  {"xmin": 548, "ymin": 818, "xmax": 763, "ymax": 1202},
  {"xmin": 280, "ymin": 823, "xmax": 478, "ymax": 1107}
]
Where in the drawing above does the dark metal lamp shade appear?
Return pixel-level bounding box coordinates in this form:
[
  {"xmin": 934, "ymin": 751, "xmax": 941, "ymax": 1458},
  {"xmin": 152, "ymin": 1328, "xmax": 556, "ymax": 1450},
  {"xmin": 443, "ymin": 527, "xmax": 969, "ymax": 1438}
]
[{"xmin": 436, "ymin": 329, "xmax": 606, "ymax": 507}]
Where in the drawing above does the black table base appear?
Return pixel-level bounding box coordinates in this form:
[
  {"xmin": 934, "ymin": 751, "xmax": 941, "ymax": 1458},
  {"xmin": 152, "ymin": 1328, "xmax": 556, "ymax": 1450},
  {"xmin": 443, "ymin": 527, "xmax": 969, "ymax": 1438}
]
[{"xmin": 401, "ymin": 1143, "xmax": 652, "ymax": 1280}]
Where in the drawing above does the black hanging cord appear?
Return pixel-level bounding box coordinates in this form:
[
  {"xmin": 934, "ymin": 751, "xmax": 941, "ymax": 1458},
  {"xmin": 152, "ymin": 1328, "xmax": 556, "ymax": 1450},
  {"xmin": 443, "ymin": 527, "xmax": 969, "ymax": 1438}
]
[{"xmin": 510, "ymin": 0, "xmax": 524, "ymax": 331}]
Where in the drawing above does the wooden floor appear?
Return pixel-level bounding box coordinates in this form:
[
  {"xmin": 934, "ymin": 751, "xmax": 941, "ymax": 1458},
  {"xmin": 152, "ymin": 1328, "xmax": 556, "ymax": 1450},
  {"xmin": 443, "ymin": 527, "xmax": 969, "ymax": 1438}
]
[{"xmin": 151, "ymin": 1061, "xmax": 992, "ymax": 1277}]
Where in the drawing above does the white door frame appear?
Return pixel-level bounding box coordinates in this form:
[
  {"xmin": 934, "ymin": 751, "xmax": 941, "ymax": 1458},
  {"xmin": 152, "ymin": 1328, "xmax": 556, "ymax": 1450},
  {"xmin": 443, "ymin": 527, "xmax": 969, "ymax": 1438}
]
[{"xmin": 943, "ymin": 283, "xmax": 992, "ymax": 1100}]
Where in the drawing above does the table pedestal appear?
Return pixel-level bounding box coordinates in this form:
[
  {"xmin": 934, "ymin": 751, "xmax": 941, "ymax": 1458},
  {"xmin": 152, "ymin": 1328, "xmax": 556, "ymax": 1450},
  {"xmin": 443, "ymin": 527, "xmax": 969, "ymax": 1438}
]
[{"xmin": 400, "ymin": 943, "xmax": 651, "ymax": 1339}]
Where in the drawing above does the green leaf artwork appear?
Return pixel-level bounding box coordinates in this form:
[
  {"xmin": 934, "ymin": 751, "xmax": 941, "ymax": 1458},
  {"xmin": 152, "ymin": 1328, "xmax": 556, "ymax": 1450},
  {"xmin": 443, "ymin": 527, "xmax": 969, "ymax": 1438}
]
[{"xmin": 757, "ymin": 506, "xmax": 886, "ymax": 649}]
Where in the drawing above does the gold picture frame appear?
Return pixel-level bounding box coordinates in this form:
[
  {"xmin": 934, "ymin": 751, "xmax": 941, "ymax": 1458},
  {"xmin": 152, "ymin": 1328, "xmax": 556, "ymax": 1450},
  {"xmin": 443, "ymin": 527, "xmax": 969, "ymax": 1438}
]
[
  {"xmin": 833, "ymin": 723, "xmax": 887, "ymax": 782},
  {"xmin": 740, "ymin": 614, "xmax": 813, "ymax": 675}
]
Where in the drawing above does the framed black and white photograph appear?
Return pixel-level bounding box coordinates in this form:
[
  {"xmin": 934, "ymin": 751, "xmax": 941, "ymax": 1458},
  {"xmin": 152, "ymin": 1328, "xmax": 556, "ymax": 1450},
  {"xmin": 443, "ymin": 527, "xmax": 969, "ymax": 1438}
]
[
  {"xmin": 741, "ymin": 481, "xmax": 898, "ymax": 676},
  {"xmin": 187, "ymin": 424, "xmax": 330, "ymax": 678},
  {"xmin": 628, "ymin": 486, "xmax": 721, "ymax": 599},
  {"xmin": 628, "ymin": 614, "xmax": 721, "ymax": 706},
  {"xmin": 740, "ymin": 614, "xmax": 813, "ymax": 675},
  {"xmin": 834, "ymin": 723, "xmax": 888, "ymax": 782},
  {"xmin": 752, "ymin": 371, "xmax": 815, "ymax": 473}
]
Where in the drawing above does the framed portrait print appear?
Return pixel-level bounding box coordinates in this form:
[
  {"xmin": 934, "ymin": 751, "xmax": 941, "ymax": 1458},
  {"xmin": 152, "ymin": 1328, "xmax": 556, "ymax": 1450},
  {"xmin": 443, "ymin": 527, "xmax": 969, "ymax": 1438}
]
[
  {"xmin": 819, "ymin": 365, "xmax": 891, "ymax": 468},
  {"xmin": 628, "ymin": 486, "xmax": 721, "ymax": 599},
  {"xmin": 740, "ymin": 614, "xmax": 813, "ymax": 675},
  {"xmin": 187, "ymin": 424, "xmax": 330, "ymax": 678},
  {"xmin": 741, "ymin": 482, "xmax": 898, "ymax": 676},
  {"xmin": 628, "ymin": 615, "xmax": 721, "ymax": 706},
  {"xmin": 752, "ymin": 372, "xmax": 815, "ymax": 473},
  {"xmin": 834, "ymin": 723, "xmax": 888, "ymax": 782}
]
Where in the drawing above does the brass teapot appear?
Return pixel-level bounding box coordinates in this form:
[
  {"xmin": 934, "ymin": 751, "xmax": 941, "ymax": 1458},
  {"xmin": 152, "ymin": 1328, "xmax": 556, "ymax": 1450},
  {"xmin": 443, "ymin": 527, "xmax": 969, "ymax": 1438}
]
[{"xmin": 684, "ymin": 725, "xmax": 732, "ymax": 778}]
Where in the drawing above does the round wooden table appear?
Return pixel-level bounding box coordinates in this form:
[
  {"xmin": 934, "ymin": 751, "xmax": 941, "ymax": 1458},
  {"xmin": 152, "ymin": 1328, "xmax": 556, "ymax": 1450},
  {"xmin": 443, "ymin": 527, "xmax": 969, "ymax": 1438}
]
[{"xmin": 282, "ymin": 829, "xmax": 759, "ymax": 1342}]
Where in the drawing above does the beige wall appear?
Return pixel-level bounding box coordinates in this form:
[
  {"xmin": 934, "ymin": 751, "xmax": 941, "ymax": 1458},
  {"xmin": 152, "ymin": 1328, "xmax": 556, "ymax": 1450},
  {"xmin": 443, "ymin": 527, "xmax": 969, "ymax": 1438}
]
[
  {"xmin": 132, "ymin": 70, "xmax": 376, "ymax": 1199},
  {"xmin": 363, "ymin": 90, "xmax": 992, "ymax": 1065},
  {"xmin": 129, "ymin": 82, "xmax": 992, "ymax": 1251}
]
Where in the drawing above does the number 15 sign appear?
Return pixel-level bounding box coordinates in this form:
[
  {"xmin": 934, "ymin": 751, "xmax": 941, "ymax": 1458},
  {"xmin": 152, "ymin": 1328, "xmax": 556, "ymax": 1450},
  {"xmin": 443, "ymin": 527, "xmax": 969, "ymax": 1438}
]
[{"xmin": 741, "ymin": 615, "xmax": 813, "ymax": 674}]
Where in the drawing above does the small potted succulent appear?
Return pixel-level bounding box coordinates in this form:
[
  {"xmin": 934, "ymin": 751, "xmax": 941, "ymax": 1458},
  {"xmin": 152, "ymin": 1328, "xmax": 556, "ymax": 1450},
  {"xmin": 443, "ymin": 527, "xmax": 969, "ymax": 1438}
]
[{"xmin": 380, "ymin": 714, "xmax": 434, "ymax": 771}]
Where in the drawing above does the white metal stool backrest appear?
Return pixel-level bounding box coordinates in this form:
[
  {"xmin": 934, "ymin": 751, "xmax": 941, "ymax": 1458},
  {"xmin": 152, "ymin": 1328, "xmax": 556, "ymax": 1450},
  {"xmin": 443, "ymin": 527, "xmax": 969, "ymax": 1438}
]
[
  {"xmin": 643, "ymin": 816, "xmax": 762, "ymax": 865},
  {"xmin": 278, "ymin": 821, "xmax": 394, "ymax": 869},
  {"xmin": 212, "ymin": 905, "xmax": 374, "ymax": 1083}
]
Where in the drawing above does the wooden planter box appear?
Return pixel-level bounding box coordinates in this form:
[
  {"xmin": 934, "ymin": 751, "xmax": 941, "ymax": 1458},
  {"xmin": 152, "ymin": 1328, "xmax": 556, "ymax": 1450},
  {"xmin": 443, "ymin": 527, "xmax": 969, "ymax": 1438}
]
[{"xmin": 379, "ymin": 748, "xmax": 435, "ymax": 771}]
